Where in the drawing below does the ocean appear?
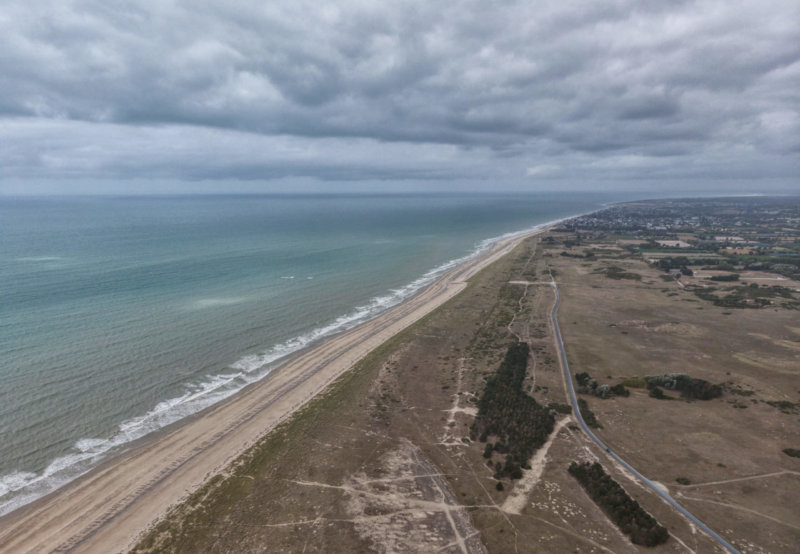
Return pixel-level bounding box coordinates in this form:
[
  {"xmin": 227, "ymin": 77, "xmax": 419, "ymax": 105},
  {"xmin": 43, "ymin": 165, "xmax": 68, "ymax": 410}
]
[{"xmin": 0, "ymin": 192, "xmax": 618, "ymax": 515}]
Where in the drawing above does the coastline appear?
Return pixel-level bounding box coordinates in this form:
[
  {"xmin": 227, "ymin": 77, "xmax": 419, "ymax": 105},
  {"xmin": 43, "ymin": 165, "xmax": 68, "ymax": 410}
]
[{"xmin": 0, "ymin": 219, "xmax": 566, "ymax": 553}]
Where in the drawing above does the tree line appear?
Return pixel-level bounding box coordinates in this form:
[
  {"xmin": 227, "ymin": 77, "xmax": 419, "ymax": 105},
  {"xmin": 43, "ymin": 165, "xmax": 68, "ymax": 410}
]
[{"xmin": 569, "ymin": 461, "xmax": 669, "ymax": 547}]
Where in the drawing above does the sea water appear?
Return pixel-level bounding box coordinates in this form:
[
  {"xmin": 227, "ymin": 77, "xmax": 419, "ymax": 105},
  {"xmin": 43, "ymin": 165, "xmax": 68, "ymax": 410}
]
[{"xmin": 0, "ymin": 192, "xmax": 617, "ymax": 514}]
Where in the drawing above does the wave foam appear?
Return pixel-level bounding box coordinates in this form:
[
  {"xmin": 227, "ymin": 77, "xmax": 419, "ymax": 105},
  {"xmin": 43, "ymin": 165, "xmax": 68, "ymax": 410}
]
[
  {"xmin": 190, "ymin": 297, "xmax": 246, "ymax": 309},
  {"xmin": 0, "ymin": 212, "xmax": 579, "ymax": 517}
]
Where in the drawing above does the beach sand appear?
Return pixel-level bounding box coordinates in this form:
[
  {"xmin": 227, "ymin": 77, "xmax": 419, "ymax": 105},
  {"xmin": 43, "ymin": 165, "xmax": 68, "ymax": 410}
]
[{"xmin": 0, "ymin": 228, "xmax": 541, "ymax": 553}]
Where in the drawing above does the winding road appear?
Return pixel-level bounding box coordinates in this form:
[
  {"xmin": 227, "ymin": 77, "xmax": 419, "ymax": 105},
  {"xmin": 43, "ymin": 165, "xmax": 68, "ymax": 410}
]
[{"xmin": 549, "ymin": 280, "xmax": 741, "ymax": 554}]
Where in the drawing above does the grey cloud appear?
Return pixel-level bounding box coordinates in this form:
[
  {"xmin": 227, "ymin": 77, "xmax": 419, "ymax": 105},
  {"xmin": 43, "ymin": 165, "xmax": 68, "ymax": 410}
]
[{"xmin": 0, "ymin": 0, "xmax": 797, "ymax": 190}]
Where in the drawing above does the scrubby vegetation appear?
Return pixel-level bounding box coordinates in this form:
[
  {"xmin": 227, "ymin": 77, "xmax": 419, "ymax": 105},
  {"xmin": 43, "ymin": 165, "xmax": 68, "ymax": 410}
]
[
  {"xmin": 783, "ymin": 448, "xmax": 800, "ymax": 458},
  {"xmin": 620, "ymin": 377, "xmax": 648, "ymax": 388},
  {"xmin": 569, "ymin": 461, "xmax": 669, "ymax": 547},
  {"xmin": 692, "ymin": 283, "xmax": 797, "ymax": 309},
  {"xmin": 654, "ymin": 257, "xmax": 694, "ymax": 275},
  {"xmin": 644, "ymin": 373, "xmax": 722, "ymax": 400},
  {"xmin": 575, "ymin": 371, "xmax": 629, "ymax": 398},
  {"xmin": 577, "ymin": 398, "xmax": 601, "ymax": 428},
  {"xmin": 767, "ymin": 400, "xmax": 800, "ymax": 414},
  {"xmin": 592, "ymin": 265, "xmax": 642, "ymax": 280},
  {"xmin": 548, "ymin": 402, "xmax": 573, "ymax": 414},
  {"xmin": 471, "ymin": 342, "xmax": 555, "ymax": 480},
  {"xmin": 710, "ymin": 273, "xmax": 740, "ymax": 282}
]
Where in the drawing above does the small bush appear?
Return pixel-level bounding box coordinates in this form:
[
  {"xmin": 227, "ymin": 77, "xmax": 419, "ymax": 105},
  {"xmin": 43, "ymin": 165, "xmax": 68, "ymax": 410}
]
[
  {"xmin": 548, "ymin": 403, "xmax": 573, "ymax": 414},
  {"xmin": 578, "ymin": 398, "xmax": 601, "ymax": 428},
  {"xmin": 621, "ymin": 377, "xmax": 648, "ymax": 388}
]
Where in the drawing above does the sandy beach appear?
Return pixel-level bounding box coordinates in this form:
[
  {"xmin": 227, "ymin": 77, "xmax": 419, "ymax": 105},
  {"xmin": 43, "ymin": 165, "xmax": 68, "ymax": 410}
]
[{"xmin": 0, "ymin": 227, "xmax": 541, "ymax": 553}]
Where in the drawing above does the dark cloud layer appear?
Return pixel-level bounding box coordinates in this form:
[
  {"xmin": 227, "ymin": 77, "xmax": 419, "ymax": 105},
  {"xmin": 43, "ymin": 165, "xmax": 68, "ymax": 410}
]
[{"xmin": 0, "ymin": 0, "xmax": 798, "ymax": 191}]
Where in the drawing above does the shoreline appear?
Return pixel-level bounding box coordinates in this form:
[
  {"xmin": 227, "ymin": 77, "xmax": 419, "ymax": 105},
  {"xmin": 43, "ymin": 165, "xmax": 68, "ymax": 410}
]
[
  {"xmin": 0, "ymin": 214, "xmax": 577, "ymax": 520},
  {"xmin": 0, "ymin": 219, "xmax": 566, "ymax": 553}
]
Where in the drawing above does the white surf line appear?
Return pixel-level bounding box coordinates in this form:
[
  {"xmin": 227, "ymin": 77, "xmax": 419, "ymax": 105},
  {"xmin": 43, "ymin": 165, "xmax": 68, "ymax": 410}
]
[{"xmin": 501, "ymin": 416, "xmax": 571, "ymax": 514}]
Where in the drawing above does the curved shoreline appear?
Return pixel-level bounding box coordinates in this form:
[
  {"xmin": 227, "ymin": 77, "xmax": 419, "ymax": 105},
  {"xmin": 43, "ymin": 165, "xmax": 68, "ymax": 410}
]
[
  {"xmin": 0, "ymin": 222, "xmax": 556, "ymax": 553},
  {"xmin": 0, "ymin": 213, "xmax": 576, "ymax": 520}
]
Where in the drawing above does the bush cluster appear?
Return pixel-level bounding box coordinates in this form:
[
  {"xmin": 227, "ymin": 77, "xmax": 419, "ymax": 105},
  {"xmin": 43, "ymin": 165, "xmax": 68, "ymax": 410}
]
[
  {"xmin": 575, "ymin": 372, "xmax": 629, "ymax": 399},
  {"xmin": 577, "ymin": 398, "xmax": 601, "ymax": 428},
  {"xmin": 569, "ymin": 461, "xmax": 669, "ymax": 547},
  {"xmin": 644, "ymin": 373, "xmax": 721, "ymax": 400},
  {"xmin": 710, "ymin": 273, "xmax": 740, "ymax": 282}
]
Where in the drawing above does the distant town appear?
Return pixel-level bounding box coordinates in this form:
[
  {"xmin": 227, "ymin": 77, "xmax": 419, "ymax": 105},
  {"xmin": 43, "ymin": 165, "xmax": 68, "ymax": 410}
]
[{"xmin": 558, "ymin": 196, "xmax": 800, "ymax": 309}]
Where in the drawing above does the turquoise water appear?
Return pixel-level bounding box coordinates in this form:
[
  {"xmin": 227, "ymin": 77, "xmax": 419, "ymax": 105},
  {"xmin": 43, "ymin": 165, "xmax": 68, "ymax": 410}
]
[{"xmin": 0, "ymin": 192, "xmax": 616, "ymax": 514}]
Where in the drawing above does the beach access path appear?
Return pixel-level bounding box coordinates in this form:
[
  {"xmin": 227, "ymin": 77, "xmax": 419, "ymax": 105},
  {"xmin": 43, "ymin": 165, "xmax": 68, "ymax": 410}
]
[{"xmin": 0, "ymin": 228, "xmax": 540, "ymax": 554}]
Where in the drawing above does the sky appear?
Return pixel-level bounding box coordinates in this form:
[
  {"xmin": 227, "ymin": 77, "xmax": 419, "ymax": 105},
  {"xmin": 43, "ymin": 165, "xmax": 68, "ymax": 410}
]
[{"xmin": 0, "ymin": 0, "xmax": 798, "ymax": 195}]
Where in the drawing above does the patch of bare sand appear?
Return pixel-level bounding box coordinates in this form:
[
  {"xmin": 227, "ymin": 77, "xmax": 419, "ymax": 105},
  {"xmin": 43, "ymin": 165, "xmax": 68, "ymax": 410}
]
[
  {"xmin": 342, "ymin": 441, "xmax": 488, "ymax": 553},
  {"xmin": 501, "ymin": 416, "xmax": 571, "ymax": 515},
  {"xmin": 733, "ymin": 352, "xmax": 799, "ymax": 374}
]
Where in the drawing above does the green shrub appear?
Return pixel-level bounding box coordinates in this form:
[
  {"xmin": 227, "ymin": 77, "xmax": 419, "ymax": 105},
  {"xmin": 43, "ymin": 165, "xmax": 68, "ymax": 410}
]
[{"xmin": 620, "ymin": 377, "xmax": 648, "ymax": 388}]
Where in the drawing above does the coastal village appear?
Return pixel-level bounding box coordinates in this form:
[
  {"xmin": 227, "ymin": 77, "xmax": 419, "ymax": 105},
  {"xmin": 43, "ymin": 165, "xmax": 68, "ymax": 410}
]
[{"xmin": 559, "ymin": 198, "xmax": 800, "ymax": 309}]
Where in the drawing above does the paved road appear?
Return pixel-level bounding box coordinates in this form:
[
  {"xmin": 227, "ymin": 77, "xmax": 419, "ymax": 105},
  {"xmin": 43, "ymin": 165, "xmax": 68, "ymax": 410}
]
[{"xmin": 549, "ymin": 281, "xmax": 740, "ymax": 554}]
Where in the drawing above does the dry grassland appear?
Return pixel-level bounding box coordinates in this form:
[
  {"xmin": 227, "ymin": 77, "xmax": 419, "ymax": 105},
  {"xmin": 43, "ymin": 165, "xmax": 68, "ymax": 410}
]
[{"xmin": 548, "ymin": 233, "xmax": 800, "ymax": 553}]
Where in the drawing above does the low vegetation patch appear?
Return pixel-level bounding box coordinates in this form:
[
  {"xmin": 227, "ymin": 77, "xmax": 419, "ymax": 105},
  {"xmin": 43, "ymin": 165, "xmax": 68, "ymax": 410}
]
[
  {"xmin": 620, "ymin": 377, "xmax": 648, "ymax": 388},
  {"xmin": 644, "ymin": 373, "xmax": 722, "ymax": 400},
  {"xmin": 577, "ymin": 398, "xmax": 601, "ymax": 428},
  {"xmin": 767, "ymin": 400, "xmax": 799, "ymax": 414},
  {"xmin": 593, "ymin": 265, "xmax": 642, "ymax": 280},
  {"xmin": 693, "ymin": 283, "xmax": 796, "ymax": 309},
  {"xmin": 471, "ymin": 342, "xmax": 555, "ymax": 480},
  {"xmin": 782, "ymin": 448, "xmax": 800, "ymax": 458},
  {"xmin": 569, "ymin": 461, "xmax": 669, "ymax": 547},
  {"xmin": 710, "ymin": 273, "xmax": 740, "ymax": 282},
  {"xmin": 575, "ymin": 371, "xmax": 629, "ymax": 398},
  {"xmin": 548, "ymin": 402, "xmax": 573, "ymax": 414}
]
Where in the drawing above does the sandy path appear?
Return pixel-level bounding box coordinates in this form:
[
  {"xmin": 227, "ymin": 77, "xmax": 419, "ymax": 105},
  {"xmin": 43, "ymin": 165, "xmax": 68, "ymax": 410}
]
[
  {"xmin": 0, "ymin": 229, "xmax": 541, "ymax": 554},
  {"xmin": 501, "ymin": 416, "xmax": 571, "ymax": 515}
]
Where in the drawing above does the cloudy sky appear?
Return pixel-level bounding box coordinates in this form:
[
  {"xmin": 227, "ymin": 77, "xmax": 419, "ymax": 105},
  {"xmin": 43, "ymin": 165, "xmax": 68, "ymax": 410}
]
[{"xmin": 1, "ymin": 0, "xmax": 798, "ymax": 194}]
